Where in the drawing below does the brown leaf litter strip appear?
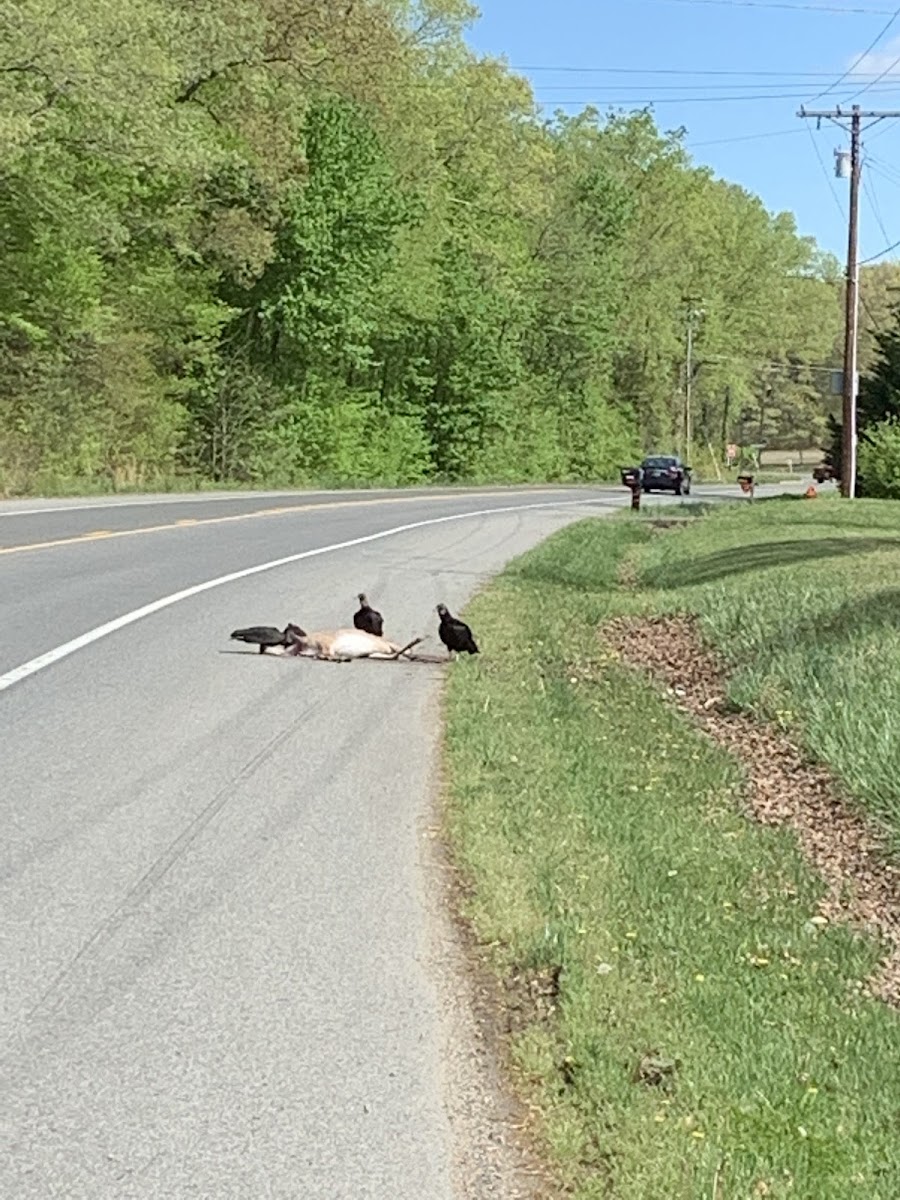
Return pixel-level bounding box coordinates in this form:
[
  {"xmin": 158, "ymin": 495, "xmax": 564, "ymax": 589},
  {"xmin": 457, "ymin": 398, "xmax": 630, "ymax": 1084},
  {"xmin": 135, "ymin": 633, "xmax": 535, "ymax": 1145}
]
[{"xmin": 601, "ymin": 614, "xmax": 900, "ymax": 1007}]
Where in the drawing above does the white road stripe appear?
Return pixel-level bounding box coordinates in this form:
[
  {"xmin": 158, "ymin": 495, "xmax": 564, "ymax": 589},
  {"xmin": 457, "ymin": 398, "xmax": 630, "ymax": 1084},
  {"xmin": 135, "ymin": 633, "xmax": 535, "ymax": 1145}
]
[{"xmin": 0, "ymin": 497, "xmax": 606, "ymax": 694}]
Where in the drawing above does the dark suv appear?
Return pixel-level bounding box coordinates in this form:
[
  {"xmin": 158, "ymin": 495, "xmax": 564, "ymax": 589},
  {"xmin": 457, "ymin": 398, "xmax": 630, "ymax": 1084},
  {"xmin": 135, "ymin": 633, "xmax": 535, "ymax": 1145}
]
[{"xmin": 640, "ymin": 455, "xmax": 692, "ymax": 495}]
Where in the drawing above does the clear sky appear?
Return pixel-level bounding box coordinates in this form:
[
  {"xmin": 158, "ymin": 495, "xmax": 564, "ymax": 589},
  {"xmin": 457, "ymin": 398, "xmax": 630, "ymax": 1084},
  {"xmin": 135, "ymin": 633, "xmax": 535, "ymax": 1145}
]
[{"xmin": 464, "ymin": 0, "xmax": 900, "ymax": 266}]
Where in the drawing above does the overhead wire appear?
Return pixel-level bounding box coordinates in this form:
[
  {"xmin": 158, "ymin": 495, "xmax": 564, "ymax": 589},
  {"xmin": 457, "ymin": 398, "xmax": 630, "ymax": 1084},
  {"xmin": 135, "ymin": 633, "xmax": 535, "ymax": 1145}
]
[
  {"xmin": 862, "ymin": 169, "xmax": 893, "ymax": 244},
  {"xmin": 652, "ymin": 1, "xmax": 897, "ymax": 12},
  {"xmin": 805, "ymin": 121, "xmax": 847, "ymax": 217},
  {"xmin": 530, "ymin": 79, "xmax": 900, "ymax": 91},
  {"xmin": 539, "ymin": 86, "xmax": 900, "ymax": 106},
  {"xmin": 860, "ymin": 111, "xmax": 900, "ymax": 137},
  {"xmin": 859, "ymin": 292, "xmax": 883, "ymax": 331},
  {"xmin": 515, "ymin": 65, "xmax": 900, "ymax": 76},
  {"xmin": 866, "ymin": 152, "xmax": 900, "ymax": 183},
  {"xmin": 806, "ymin": 4, "xmax": 900, "ymax": 100},
  {"xmin": 514, "ymin": 20, "xmax": 900, "ymax": 294},
  {"xmin": 687, "ymin": 127, "xmax": 807, "ymax": 146},
  {"xmin": 844, "ymin": 44, "xmax": 900, "ymax": 99},
  {"xmin": 860, "ymin": 235, "xmax": 900, "ymax": 261}
]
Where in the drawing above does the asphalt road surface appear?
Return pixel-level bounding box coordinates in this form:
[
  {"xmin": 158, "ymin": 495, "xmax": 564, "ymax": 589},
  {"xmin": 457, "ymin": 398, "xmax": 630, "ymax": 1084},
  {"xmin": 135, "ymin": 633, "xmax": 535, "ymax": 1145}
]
[{"xmin": 0, "ymin": 482, "xmax": 787, "ymax": 1198}]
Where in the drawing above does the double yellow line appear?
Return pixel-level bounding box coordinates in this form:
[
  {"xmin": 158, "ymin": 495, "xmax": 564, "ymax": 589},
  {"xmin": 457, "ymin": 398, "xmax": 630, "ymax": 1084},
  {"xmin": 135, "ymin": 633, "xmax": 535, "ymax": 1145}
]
[{"xmin": 0, "ymin": 489, "xmax": 567, "ymax": 558}]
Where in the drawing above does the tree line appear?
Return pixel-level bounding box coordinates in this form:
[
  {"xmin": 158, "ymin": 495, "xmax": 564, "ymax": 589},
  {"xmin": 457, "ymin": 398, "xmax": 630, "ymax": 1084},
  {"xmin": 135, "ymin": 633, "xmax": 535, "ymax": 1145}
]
[{"xmin": 1, "ymin": 0, "xmax": 846, "ymax": 494}]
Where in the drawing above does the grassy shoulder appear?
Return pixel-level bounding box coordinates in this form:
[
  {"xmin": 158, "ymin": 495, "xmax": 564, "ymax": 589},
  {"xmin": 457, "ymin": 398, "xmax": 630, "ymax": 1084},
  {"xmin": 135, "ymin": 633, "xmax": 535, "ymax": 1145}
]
[
  {"xmin": 632, "ymin": 496, "xmax": 900, "ymax": 846},
  {"xmin": 443, "ymin": 502, "xmax": 900, "ymax": 1199}
]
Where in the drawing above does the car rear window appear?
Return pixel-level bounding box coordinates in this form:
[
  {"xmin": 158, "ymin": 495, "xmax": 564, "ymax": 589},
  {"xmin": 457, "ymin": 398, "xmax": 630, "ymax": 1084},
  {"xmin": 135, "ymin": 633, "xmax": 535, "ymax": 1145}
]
[{"xmin": 643, "ymin": 457, "xmax": 677, "ymax": 468}]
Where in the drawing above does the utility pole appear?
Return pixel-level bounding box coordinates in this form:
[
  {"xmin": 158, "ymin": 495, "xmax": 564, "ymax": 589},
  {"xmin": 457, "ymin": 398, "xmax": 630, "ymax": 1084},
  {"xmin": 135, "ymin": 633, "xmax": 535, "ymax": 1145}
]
[
  {"xmin": 798, "ymin": 104, "xmax": 900, "ymax": 498},
  {"xmin": 682, "ymin": 297, "xmax": 703, "ymax": 460},
  {"xmin": 842, "ymin": 106, "xmax": 861, "ymax": 500},
  {"xmin": 722, "ymin": 385, "xmax": 731, "ymax": 460}
]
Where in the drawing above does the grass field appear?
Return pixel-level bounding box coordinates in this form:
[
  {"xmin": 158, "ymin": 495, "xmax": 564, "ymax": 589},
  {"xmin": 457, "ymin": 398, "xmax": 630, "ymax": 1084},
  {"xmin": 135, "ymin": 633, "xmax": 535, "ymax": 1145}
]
[
  {"xmin": 443, "ymin": 498, "xmax": 900, "ymax": 1199},
  {"xmin": 633, "ymin": 497, "xmax": 900, "ymax": 846}
]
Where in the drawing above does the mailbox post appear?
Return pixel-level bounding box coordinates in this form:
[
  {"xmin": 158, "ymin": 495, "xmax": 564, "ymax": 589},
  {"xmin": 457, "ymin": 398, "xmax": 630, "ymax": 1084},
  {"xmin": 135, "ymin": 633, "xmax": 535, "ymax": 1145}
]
[
  {"xmin": 737, "ymin": 473, "xmax": 755, "ymax": 501},
  {"xmin": 620, "ymin": 466, "xmax": 642, "ymax": 511}
]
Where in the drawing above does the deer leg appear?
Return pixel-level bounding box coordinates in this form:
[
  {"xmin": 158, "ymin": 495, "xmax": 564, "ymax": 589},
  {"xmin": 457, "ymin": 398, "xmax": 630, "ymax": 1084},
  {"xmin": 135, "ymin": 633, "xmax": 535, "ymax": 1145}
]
[{"xmin": 389, "ymin": 636, "xmax": 424, "ymax": 661}]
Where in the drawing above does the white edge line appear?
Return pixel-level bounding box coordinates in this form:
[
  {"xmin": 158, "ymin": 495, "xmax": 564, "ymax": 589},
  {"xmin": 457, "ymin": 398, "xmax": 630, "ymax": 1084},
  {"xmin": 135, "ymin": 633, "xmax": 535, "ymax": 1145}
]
[{"xmin": 0, "ymin": 497, "xmax": 607, "ymax": 694}]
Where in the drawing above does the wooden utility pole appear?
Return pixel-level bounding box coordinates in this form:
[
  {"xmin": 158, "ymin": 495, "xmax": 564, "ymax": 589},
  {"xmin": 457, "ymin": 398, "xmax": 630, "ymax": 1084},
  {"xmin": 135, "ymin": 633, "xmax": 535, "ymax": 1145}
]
[
  {"xmin": 842, "ymin": 106, "xmax": 860, "ymax": 500},
  {"xmin": 682, "ymin": 297, "xmax": 703, "ymax": 461},
  {"xmin": 798, "ymin": 104, "xmax": 900, "ymax": 497}
]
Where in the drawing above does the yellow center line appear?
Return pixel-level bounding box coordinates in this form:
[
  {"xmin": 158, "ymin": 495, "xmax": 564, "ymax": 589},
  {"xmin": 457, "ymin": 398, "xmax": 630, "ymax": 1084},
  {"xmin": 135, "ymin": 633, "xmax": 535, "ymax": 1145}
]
[{"xmin": 0, "ymin": 489, "xmax": 570, "ymax": 558}]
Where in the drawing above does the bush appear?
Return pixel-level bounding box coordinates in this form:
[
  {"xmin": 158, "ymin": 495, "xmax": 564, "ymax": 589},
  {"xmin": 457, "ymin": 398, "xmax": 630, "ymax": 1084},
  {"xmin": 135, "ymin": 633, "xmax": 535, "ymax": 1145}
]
[
  {"xmin": 247, "ymin": 382, "xmax": 434, "ymax": 487},
  {"xmin": 858, "ymin": 417, "xmax": 900, "ymax": 499}
]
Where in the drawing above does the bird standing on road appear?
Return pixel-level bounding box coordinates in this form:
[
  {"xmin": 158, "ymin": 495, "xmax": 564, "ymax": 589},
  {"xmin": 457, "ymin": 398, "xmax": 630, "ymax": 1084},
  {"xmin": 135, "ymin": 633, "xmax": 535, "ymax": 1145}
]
[
  {"xmin": 230, "ymin": 623, "xmax": 305, "ymax": 654},
  {"xmin": 353, "ymin": 593, "xmax": 384, "ymax": 637},
  {"xmin": 436, "ymin": 603, "xmax": 479, "ymax": 658}
]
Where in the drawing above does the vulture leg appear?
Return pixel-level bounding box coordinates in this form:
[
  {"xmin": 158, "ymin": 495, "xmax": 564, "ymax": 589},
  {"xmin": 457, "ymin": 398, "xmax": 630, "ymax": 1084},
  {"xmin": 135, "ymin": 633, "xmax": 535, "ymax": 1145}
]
[{"xmin": 259, "ymin": 644, "xmax": 267, "ymax": 654}]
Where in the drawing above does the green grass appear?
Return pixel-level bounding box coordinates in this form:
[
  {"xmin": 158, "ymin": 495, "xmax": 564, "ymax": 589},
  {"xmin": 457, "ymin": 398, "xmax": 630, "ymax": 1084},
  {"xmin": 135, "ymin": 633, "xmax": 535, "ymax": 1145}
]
[
  {"xmin": 633, "ymin": 496, "xmax": 900, "ymax": 846},
  {"xmin": 443, "ymin": 500, "xmax": 900, "ymax": 1199}
]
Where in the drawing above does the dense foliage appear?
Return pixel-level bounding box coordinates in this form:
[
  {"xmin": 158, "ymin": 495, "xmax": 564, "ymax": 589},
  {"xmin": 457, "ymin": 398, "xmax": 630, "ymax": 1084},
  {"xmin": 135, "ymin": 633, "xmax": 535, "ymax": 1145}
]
[
  {"xmin": 830, "ymin": 297, "xmax": 900, "ymax": 496},
  {"xmin": 1, "ymin": 0, "xmax": 844, "ymax": 494},
  {"xmin": 858, "ymin": 418, "xmax": 900, "ymax": 499}
]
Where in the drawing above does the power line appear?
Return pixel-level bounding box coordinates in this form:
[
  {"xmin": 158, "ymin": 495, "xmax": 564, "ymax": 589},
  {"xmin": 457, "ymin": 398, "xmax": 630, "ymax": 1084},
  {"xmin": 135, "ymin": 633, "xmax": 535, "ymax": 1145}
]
[
  {"xmin": 868, "ymin": 150, "xmax": 900, "ymax": 172},
  {"xmin": 860, "ymin": 235, "xmax": 900, "ymax": 260},
  {"xmin": 516, "ymin": 65, "xmax": 900, "ymax": 76},
  {"xmin": 859, "ymin": 292, "xmax": 883, "ymax": 331},
  {"xmin": 805, "ymin": 122, "xmax": 847, "ymax": 215},
  {"xmin": 653, "ymin": 0, "xmax": 897, "ymax": 12},
  {"xmin": 863, "ymin": 112, "xmax": 900, "ymax": 135},
  {"xmin": 703, "ymin": 352, "xmax": 841, "ymax": 370},
  {"xmin": 862, "ymin": 171, "xmax": 893, "ymax": 244},
  {"xmin": 865, "ymin": 152, "xmax": 900, "ymax": 187},
  {"xmin": 844, "ymin": 45, "xmax": 900, "ymax": 100},
  {"xmin": 541, "ymin": 86, "xmax": 900, "ymax": 105},
  {"xmin": 860, "ymin": 171, "xmax": 899, "ymax": 278},
  {"xmin": 807, "ymin": 4, "xmax": 900, "ymax": 100},
  {"xmin": 531, "ymin": 79, "xmax": 900, "ymax": 91},
  {"xmin": 687, "ymin": 127, "xmax": 807, "ymax": 146}
]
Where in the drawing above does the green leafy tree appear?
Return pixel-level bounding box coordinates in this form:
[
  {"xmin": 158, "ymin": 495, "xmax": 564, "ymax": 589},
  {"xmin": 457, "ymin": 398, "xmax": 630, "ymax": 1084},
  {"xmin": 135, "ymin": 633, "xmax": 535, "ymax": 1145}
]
[
  {"xmin": 858, "ymin": 417, "xmax": 900, "ymax": 498},
  {"xmin": 0, "ymin": 0, "xmax": 845, "ymax": 493}
]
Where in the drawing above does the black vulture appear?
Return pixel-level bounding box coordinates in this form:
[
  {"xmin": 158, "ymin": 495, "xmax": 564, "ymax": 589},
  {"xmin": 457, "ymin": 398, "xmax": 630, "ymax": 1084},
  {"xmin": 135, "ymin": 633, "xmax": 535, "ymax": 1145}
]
[
  {"xmin": 230, "ymin": 623, "xmax": 305, "ymax": 654},
  {"xmin": 353, "ymin": 593, "xmax": 384, "ymax": 637},
  {"xmin": 436, "ymin": 603, "xmax": 479, "ymax": 657}
]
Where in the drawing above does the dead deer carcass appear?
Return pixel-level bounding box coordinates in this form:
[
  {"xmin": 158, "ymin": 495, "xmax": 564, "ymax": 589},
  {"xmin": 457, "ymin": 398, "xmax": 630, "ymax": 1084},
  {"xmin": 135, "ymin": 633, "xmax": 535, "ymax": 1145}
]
[{"xmin": 285, "ymin": 628, "xmax": 424, "ymax": 662}]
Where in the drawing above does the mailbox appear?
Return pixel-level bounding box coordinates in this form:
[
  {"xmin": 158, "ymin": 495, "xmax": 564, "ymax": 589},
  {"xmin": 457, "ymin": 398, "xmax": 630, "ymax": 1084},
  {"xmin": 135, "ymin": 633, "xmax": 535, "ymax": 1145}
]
[{"xmin": 620, "ymin": 466, "xmax": 643, "ymax": 510}]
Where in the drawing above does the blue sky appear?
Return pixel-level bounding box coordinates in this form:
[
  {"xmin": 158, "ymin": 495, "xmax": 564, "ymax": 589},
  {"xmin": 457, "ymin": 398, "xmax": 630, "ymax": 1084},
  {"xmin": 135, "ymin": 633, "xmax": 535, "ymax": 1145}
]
[{"xmin": 464, "ymin": 0, "xmax": 900, "ymax": 265}]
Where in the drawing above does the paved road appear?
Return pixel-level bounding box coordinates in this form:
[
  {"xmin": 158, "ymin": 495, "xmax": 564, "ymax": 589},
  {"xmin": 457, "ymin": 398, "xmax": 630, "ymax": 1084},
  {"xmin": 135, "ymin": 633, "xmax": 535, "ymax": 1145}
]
[
  {"xmin": 0, "ymin": 485, "xmax": 620, "ymax": 1199},
  {"xmin": 0, "ymin": 481, "xmax": 790, "ymax": 1197},
  {"xmin": 0, "ymin": 486, "xmax": 629, "ymax": 679},
  {"xmin": 0, "ymin": 484, "xmax": 604, "ymax": 549}
]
